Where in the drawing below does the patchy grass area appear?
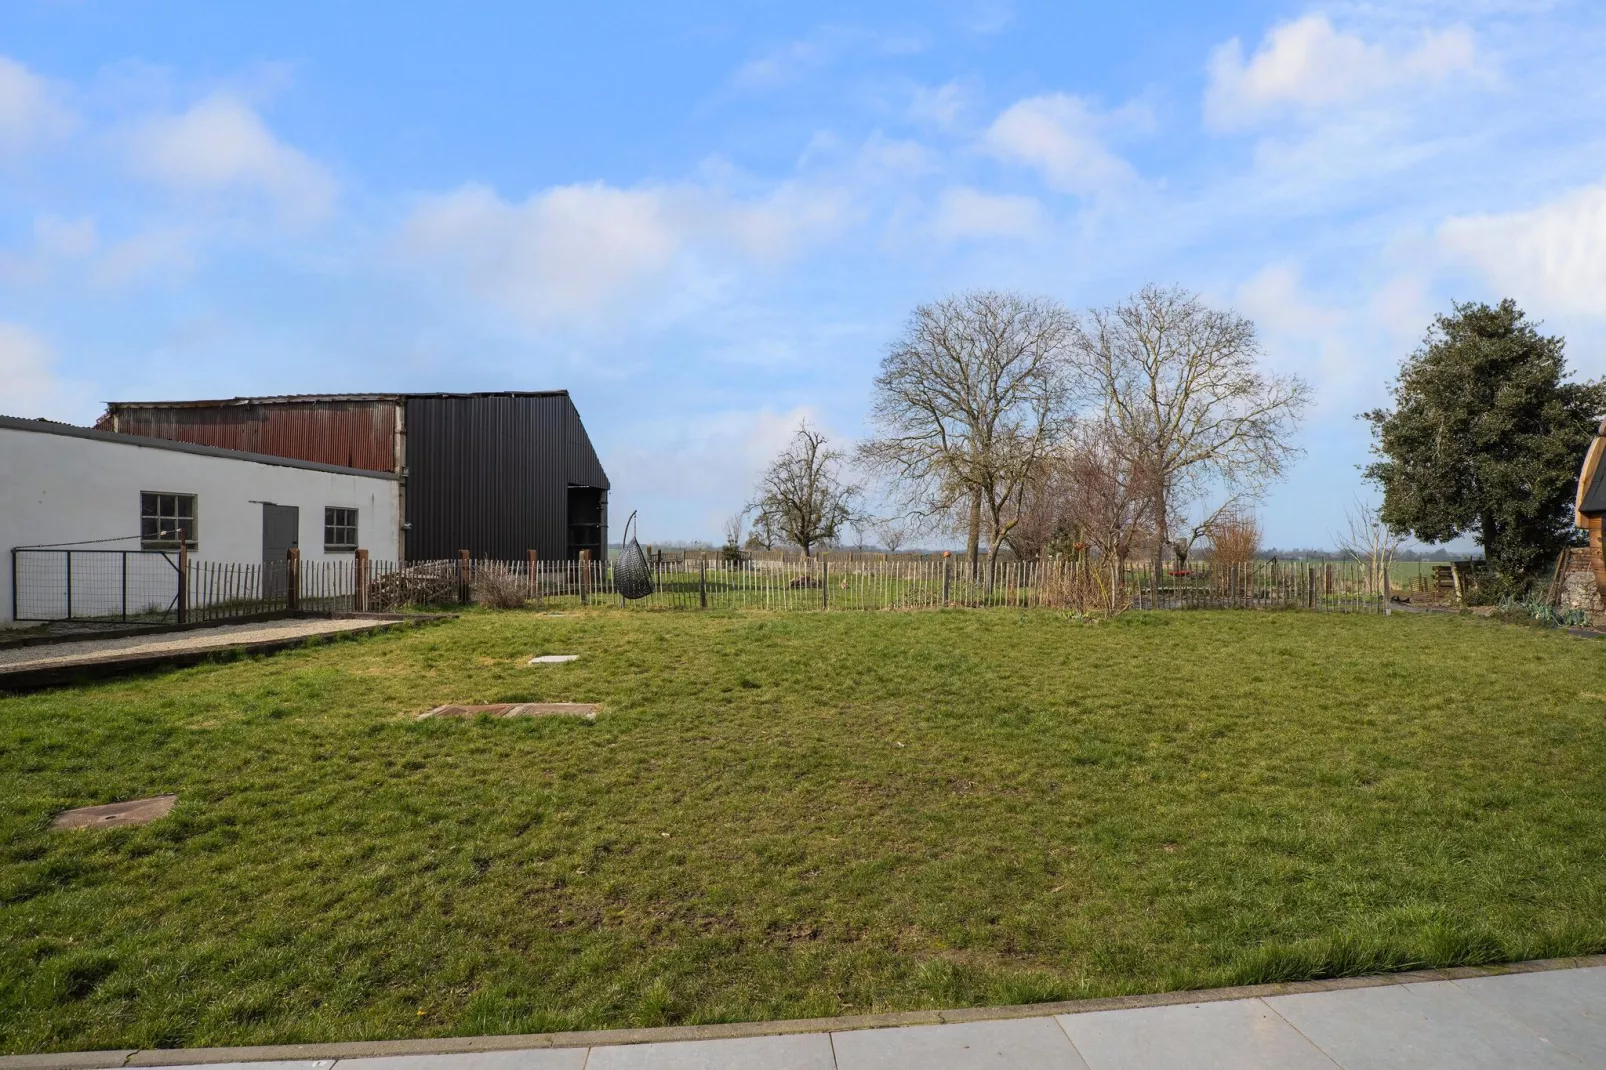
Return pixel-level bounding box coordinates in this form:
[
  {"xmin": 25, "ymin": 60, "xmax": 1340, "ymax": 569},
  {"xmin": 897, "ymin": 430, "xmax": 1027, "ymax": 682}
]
[{"xmin": 4, "ymin": 608, "xmax": 1606, "ymax": 1052}]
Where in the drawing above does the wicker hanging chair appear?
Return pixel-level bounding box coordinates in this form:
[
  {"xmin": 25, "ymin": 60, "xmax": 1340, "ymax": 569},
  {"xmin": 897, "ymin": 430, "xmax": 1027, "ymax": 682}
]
[{"xmin": 613, "ymin": 510, "xmax": 655, "ymax": 600}]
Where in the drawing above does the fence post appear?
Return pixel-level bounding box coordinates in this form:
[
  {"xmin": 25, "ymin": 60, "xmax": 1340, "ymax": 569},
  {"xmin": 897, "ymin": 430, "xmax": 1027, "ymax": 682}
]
[
  {"xmin": 822, "ymin": 554, "xmax": 829, "ymax": 610},
  {"xmin": 579, "ymin": 549, "xmax": 591, "ymax": 605},
  {"xmin": 942, "ymin": 551, "xmax": 952, "ymax": 606},
  {"xmin": 121, "ymin": 551, "xmax": 128, "ymax": 621},
  {"xmin": 699, "ymin": 557, "xmax": 708, "ymax": 609},
  {"xmin": 1382, "ymin": 562, "xmax": 1391, "ymax": 615},
  {"xmin": 527, "ymin": 549, "xmax": 538, "ymax": 600},
  {"xmin": 458, "ymin": 549, "xmax": 471, "ymax": 604},
  {"xmin": 286, "ymin": 548, "xmax": 300, "ymax": 613},
  {"xmin": 65, "ymin": 549, "xmax": 73, "ymax": 620},
  {"xmin": 355, "ymin": 548, "xmax": 370, "ymax": 612},
  {"xmin": 173, "ymin": 547, "xmax": 188, "ymax": 622},
  {"xmin": 1307, "ymin": 565, "xmax": 1315, "ymax": 610}
]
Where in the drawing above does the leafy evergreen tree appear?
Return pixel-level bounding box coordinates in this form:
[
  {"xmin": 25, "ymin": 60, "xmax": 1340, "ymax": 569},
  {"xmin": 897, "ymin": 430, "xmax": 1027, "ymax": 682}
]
[{"xmin": 1364, "ymin": 300, "xmax": 1606, "ymax": 586}]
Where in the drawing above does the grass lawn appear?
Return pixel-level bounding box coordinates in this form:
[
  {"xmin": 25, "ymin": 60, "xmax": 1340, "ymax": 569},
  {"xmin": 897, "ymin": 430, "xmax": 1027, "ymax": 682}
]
[{"xmin": 5, "ymin": 607, "xmax": 1606, "ymax": 1052}]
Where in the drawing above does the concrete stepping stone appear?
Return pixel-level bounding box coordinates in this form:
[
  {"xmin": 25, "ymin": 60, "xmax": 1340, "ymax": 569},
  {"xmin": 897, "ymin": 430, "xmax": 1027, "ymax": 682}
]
[
  {"xmin": 529, "ymin": 654, "xmax": 580, "ymax": 664},
  {"xmin": 52, "ymin": 794, "xmax": 176, "ymax": 830},
  {"xmin": 419, "ymin": 703, "xmax": 598, "ymax": 721}
]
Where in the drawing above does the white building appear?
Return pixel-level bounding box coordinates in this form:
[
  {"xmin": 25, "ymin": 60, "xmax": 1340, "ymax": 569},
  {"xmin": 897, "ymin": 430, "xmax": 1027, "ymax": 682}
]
[{"xmin": 1, "ymin": 414, "xmax": 401, "ymax": 626}]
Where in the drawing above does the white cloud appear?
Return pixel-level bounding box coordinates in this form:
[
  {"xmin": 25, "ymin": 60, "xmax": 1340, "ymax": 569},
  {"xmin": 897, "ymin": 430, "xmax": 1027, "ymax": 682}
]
[
  {"xmin": 909, "ymin": 81, "xmax": 970, "ymax": 129},
  {"xmin": 1438, "ymin": 180, "xmax": 1606, "ymax": 316},
  {"xmin": 403, "ymin": 182, "xmax": 678, "ymax": 328},
  {"xmin": 1206, "ymin": 16, "xmax": 1478, "ymax": 130},
  {"xmin": 607, "ymin": 405, "xmax": 824, "ymax": 540},
  {"xmin": 125, "ymin": 94, "xmax": 337, "ymax": 220},
  {"xmin": 965, "ymin": 0, "xmax": 1014, "ymax": 36},
  {"xmin": 0, "ymin": 324, "xmax": 69, "ymax": 419},
  {"xmin": 34, "ymin": 215, "xmax": 97, "ymax": 260},
  {"xmin": 733, "ymin": 39, "xmax": 828, "ymax": 92},
  {"xmin": 0, "ymin": 56, "xmax": 74, "ymax": 155},
  {"xmin": 1370, "ymin": 275, "xmax": 1433, "ymax": 343},
  {"xmin": 730, "ymin": 27, "xmax": 922, "ymax": 92},
  {"xmin": 983, "ymin": 94, "xmax": 1137, "ymax": 196},
  {"xmin": 401, "ymin": 179, "xmax": 848, "ymax": 330},
  {"xmin": 92, "ymin": 227, "xmax": 197, "ymax": 288},
  {"xmin": 1234, "ymin": 263, "xmax": 1342, "ymax": 336},
  {"xmin": 932, "ymin": 187, "xmax": 1041, "ymax": 241}
]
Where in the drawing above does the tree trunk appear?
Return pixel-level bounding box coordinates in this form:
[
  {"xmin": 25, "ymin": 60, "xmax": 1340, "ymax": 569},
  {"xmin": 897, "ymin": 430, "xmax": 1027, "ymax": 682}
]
[
  {"xmin": 967, "ymin": 490, "xmax": 981, "ymax": 580},
  {"xmin": 1152, "ymin": 482, "xmax": 1167, "ymax": 609}
]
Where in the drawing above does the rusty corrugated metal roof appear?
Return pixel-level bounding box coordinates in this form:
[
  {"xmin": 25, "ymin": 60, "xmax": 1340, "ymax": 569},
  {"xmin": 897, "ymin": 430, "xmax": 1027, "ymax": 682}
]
[{"xmin": 104, "ymin": 391, "xmax": 570, "ymax": 409}]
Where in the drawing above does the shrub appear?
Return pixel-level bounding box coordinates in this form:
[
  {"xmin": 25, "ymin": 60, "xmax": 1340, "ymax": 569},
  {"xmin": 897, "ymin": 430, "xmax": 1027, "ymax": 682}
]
[
  {"xmin": 472, "ymin": 563, "xmax": 531, "ymax": 609},
  {"xmin": 1208, "ymin": 514, "xmax": 1261, "ymax": 567}
]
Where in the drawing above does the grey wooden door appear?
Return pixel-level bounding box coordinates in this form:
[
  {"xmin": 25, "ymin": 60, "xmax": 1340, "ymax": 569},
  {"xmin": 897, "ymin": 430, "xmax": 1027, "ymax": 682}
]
[{"xmin": 262, "ymin": 503, "xmax": 300, "ymax": 598}]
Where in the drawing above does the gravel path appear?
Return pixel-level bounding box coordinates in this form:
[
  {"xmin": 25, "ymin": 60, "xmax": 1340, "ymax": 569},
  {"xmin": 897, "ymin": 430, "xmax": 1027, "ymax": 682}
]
[{"xmin": 0, "ymin": 618, "xmax": 388, "ymax": 672}]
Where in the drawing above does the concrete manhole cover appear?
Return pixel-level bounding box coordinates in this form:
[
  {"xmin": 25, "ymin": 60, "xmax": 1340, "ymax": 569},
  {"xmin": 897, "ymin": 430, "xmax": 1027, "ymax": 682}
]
[
  {"xmin": 529, "ymin": 654, "xmax": 580, "ymax": 664},
  {"xmin": 52, "ymin": 794, "xmax": 177, "ymax": 830},
  {"xmin": 419, "ymin": 703, "xmax": 598, "ymax": 720}
]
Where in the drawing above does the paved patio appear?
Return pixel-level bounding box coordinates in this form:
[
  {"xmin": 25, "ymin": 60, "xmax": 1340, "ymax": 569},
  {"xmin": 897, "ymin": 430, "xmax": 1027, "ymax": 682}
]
[{"xmin": 10, "ymin": 961, "xmax": 1602, "ymax": 1070}]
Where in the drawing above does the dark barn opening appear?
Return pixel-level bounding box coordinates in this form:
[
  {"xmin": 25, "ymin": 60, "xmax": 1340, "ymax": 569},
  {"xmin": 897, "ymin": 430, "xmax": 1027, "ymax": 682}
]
[{"xmin": 567, "ymin": 486, "xmax": 606, "ymax": 560}]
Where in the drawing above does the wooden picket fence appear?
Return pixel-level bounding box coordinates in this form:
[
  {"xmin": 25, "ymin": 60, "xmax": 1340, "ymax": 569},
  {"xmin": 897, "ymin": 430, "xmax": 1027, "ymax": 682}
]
[{"xmin": 178, "ymin": 553, "xmax": 1393, "ymax": 617}]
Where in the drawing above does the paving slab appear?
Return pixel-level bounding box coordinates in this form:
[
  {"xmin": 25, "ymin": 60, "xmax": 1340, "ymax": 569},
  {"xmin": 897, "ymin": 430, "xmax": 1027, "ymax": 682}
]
[
  {"xmin": 50, "ymin": 794, "xmax": 176, "ymax": 830},
  {"xmin": 417, "ymin": 704, "xmax": 598, "ymax": 720},
  {"xmin": 1266, "ymin": 979, "xmax": 1585, "ymax": 1069},
  {"xmin": 139, "ymin": 1063, "xmax": 335, "ymax": 1070},
  {"xmin": 1454, "ymin": 965, "xmax": 1606, "ymax": 1067},
  {"xmin": 528, "ymin": 655, "xmax": 579, "ymax": 664},
  {"xmin": 584, "ymin": 1033, "xmax": 835, "ymax": 1069},
  {"xmin": 831, "ymin": 1017, "xmax": 1088, "ymax": 1069},
  {"xmin": 1056, "ymin": 997, "xmax": 1340, "ymax": 1070},
  {"xmin": 338, "ymin": 1052, "xmax": 585, "ymax": 1070}
]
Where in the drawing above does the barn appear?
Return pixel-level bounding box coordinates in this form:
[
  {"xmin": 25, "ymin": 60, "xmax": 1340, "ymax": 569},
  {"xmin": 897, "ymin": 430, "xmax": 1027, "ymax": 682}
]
[{"xmin": 98, "ymin": 392, "xmax": 610, "ymax": 563}]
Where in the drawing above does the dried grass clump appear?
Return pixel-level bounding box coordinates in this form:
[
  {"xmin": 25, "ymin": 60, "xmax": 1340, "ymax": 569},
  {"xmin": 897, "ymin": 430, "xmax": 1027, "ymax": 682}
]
[
  {"xmin": 1209, "ymin": 514, "xmax": 1261, "ymax": 568},
  {"xmin": 473, "ymin": 563, "xmax": 531, "ymax": 609}
]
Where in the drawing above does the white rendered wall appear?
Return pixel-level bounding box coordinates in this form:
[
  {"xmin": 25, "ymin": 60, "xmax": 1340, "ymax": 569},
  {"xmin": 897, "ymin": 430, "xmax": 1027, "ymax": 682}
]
[{"xmin": 1, "ymin": 424, "xmax": 400, "ymax": 624}]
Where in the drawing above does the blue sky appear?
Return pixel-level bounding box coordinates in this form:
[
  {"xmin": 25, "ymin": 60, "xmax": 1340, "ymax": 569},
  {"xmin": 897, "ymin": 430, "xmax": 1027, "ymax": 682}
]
[{"xmin": 2, "ymin": 1, "xmax": 1604, "ymax": 549}]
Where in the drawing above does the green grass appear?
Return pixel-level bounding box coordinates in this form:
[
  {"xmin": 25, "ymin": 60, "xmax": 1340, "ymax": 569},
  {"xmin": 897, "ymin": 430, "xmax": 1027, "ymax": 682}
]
[{"xmin": 4, "ymin": 607, "xmax": 1606, "ymax": 1052}]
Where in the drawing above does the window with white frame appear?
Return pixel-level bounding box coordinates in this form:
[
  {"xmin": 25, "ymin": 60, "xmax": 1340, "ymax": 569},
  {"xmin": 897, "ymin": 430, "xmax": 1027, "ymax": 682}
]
[
  {"xmin": 140, "ymin": 492, "xmax": 197, "ymax": 549},
  {"xmin": 324, "ymin": 507, "xmax": 358, "ymax": 551}
]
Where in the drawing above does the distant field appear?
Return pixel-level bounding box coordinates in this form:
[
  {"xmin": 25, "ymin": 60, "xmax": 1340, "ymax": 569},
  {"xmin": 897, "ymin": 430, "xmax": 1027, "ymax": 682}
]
[{"xmin": 4, "ymin": 607, "xmax": 1604, "ymax": 1052}]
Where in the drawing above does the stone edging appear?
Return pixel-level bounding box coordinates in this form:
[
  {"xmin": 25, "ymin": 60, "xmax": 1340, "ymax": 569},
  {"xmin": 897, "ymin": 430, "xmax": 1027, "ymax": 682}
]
[{"xmin": 4, "ymin": 953, "xmax": 1603, "ymax": 1069}]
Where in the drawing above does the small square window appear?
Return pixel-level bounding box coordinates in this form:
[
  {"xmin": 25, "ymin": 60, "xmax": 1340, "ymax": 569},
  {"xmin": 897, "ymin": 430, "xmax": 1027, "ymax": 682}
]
[
  {"xmin": 324, "ymin": 507, "xmax": 358, "ymax": 551},
  {"xmin": 141, "ymin": 492, "xmax": 197, "ymax": 549}
]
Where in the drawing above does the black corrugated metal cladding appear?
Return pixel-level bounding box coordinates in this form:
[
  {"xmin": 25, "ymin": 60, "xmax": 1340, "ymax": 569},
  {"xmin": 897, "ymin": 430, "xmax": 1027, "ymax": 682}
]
[{"xmin": 404, "ymin": 394, "xmax": 609, "ymax": 561}]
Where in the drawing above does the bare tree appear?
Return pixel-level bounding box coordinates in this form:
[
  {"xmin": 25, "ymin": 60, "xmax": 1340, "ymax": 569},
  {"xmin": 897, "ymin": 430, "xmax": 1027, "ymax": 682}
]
[
  {"xmin": 873, "ymin": 517, "xmax": 913, "ymax": 555},
  {"xmin": 750, "ymin": 421, "xmax": 860, "ymax": 558},
  {"xmin": 1004, "ymin": 464, "xmax": 1068, "ymax": 561},
  {"xmin": 860, "ymin": 290, "xmax": 1076, "ymax": 579},
  {"xmin": 722, "ymin": 513, "xmax": 746, "ymax": 563},
  {"xmin": 744, "ymin": 511, "xmax": 778, "ymax": 551},
  {"xmin": 1337, "ymin": 498, "xmax": 1404, "ymax": 595},
  {"xmin": 1059, "ymin": 418, "xmax": 1156, "ymax": 570},
  {"xmin": 1069, "ymin": 285, "xmax": 1311, "ymax": 598}
]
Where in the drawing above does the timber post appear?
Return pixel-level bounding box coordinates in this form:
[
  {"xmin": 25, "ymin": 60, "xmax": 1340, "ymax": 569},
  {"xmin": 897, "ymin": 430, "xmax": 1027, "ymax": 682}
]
[
  {"xmin": 579, "ymin": 549, "xmax": 591, "ymax": 605},
  {"xmin": 177, "ymin": 547, "xmax": 189, "ymax": 624},
  {"xmin": 458, "ymin": 549, "xmax": 471, "ymax": 604},
  {"xmin": 355, "ymin": 548, "xmax": 370, "ymax": 612},
  {"xmin": 527, "ymin": 549, "xmax": 538, "ymax": 600},
  {"xmin": 286, "ymin": 548, "xmax": 301, "ymax": 613},
  {"xmin": 699, "ymin": 557, "xmax": 708, "ymax": 609}
]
